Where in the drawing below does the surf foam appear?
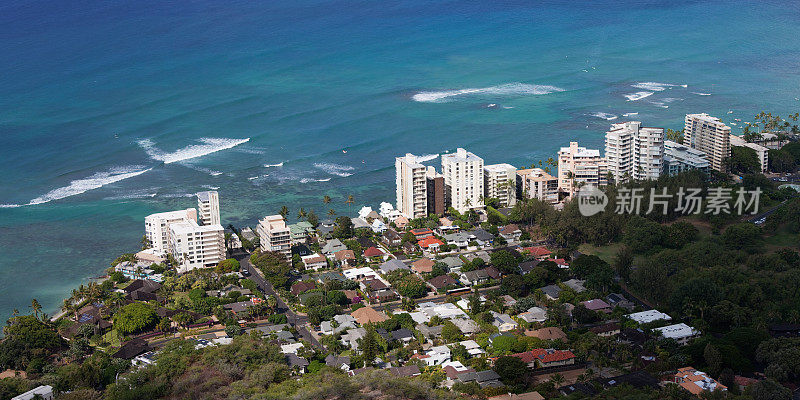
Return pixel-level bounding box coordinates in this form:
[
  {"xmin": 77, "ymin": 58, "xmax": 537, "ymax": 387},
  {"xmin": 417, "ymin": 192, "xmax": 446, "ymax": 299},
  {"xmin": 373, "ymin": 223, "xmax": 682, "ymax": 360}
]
[
  {"xmin": 139, "ymin": 137, "xmax": 250, "ymax": 164},
  {"xmin": 300, "ymin": 177, "xmax": 332, "ymax": 183},
  {"xmin": 631, "ymin": 82, "xmax": 687, "ymax": 91},
  {"xmin": 412, "ymin": 83, "xmax": 565, "ymax": 103},
  {"xmin": 590, "ymin": 112, "xmax": 618, "ymax": 121},
  {"xmin": 625, "ymin": 91, "xmax": 654, "ymax": 101},
  {"xmin": 415, "ymin": 154, "xmax": 439, "ymax": 163},
  {"xmin": 27, "ymin": 166, "xmax": 152, "ymax": 206},
  {"xmin": 264, "ymin": 162, "xmax": 284, "ymax": 168},
  {"xmin": 314, "ymin": 162, "xmax": 354, "ymax": 177}
]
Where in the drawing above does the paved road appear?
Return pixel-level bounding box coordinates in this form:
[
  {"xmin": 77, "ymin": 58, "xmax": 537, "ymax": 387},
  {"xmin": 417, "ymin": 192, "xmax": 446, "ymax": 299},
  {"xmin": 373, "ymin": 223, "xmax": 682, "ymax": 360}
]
[{"xmin": 239, "ymin": 254, "xmax": 323, "ymax": 349}]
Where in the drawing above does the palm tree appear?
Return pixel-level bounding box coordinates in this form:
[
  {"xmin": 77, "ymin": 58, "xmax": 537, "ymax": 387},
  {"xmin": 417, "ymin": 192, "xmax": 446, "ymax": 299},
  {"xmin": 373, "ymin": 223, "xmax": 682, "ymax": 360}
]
[
  {"xmin": 297, "ymin": 208, "xmax": 306, "ymax": 221},
  {"xmin": 323, "ymin": 195, "xmax": 331, "ymax": 205},
  {"xmin": 328, "ymin": 209, "xmax": 336, "ymax": 217},
  {"xmin": 11, "ymin": 309, "xmax": 19, "ymax": 318},
  {"xmin": 31, "ymin": 299, "xmax": 42, "ymax": 320},
  {"xmin": 279, "ymin": 205, "xmax": 289, "ymax": 219},
  {"xmin": 463, "ymin": 198, "xmax": 472, "ymax": 210},
  {"xmin": 345, "ymin": 195, "xmax": 354, "ymax": 216}
]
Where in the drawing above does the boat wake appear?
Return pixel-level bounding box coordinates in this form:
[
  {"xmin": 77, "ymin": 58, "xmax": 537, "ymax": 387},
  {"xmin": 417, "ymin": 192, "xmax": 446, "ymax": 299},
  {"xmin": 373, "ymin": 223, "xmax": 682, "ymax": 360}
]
[
  {"xmin": 138, "ymin": 137, "xmax": 250, "ymax": 164},
  {"xmin": 412, "ymin": 82, "xmax": 565, "ymax": 103}
]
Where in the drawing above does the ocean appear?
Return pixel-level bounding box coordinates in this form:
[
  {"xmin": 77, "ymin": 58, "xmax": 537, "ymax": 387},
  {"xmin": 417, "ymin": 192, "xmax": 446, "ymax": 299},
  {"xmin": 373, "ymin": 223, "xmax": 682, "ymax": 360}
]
[{"xmin": 1, "ymin": 0, "xmax": 799, "ymax": 320}]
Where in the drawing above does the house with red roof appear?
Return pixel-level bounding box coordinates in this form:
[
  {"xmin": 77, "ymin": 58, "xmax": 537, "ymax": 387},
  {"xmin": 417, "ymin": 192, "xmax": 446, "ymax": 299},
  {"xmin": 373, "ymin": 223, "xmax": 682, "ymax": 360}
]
[
  {"xmin": 410, "ymin": 228, "xmax": 434, "ymax": 239},
  {"xmin": 334, "ymin": 249, "xmax": 357, "ymax": 267},
  {"xmin": 581, "ymin": 299, "xmax": 612, "ymax": 313},
  {"xmin": 524, "ymin": 246, "xmax": 552, "ymax": 260},
  {"xmin": 552, "ymin": 258, "xmax": 570, "ymax": 268},
  {"xmin": 418, "ymin": 236, "xmax": 444, "ymax": 251},
  {"xmin": 412, "ymin": 258, "xmax": 435, "ymax": 274},
  {"xmin": 509, "ymin": 349, "xmax": 576, "ymax": 369},
  {"xmin": 363, "ymin": 246, "xmax": 385, "ymax": 259}
]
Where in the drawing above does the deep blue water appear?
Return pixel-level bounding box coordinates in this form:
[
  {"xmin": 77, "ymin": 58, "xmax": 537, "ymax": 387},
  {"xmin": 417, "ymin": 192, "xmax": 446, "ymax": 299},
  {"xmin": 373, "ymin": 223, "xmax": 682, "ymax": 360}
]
[{"xmin": 1, "ymin": 0, "xmax": 799, "ymax": 320}]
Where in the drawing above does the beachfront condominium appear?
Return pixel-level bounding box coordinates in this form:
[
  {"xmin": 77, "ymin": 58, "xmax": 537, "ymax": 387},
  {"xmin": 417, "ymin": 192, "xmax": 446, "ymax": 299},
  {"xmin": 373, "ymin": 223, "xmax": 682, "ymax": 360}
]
[
  {"xmin": 729, "ymin": 134, "xmax": 769, "ymax": 173},
  {"xmin": 484, "ymin": 163, "xmax": 517, "ymax": 208},
  {"xmin": 197, "ymin": 190, "xmax": 220, "ymax": 226},
  {"xmin": 684, "ymin": 113, "xmax": 731, "ymax": 172},
  {"xmin": 558, "ymin": 142, "xmax": 606, "ymax": 196},
  {"xmin": 663, "ymin": 140, "xmax": 710, "ymax": 176},
  {"xmin": 257, "ymin": 214, "xmax": 292, "ymax": 259},
  {"xmin": 144, "ymin": 208, "xmax": 198, "ymax": 255},
  {"xmin": 516, "ymin": 168, "xmax": 559, "ymax": 205},
  {"xmin": 395, "ymin": 153, "xmax": 428, "ymax": 219},
  {"xmin": 442, "ymin": 148, "xmax": 484, "ymax": 213},
  {"xmin": 605, "ymin": 121, "xmax": 664, "ymax": 183},
  {"xmin": 426, "ymin": 166, "xmax": 446, "ymax": 216},
  {"xmin": 168, "ymin": 219, "xmax": 225, "ymax": 273}
]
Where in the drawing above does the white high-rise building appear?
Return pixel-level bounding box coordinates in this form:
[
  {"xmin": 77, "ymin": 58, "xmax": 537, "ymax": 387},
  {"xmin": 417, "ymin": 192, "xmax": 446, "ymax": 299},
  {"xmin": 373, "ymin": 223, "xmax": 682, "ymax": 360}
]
[
  {"xmin": 144, "ymin": 208, "xmax": 197, "ymax": 256},
  {"xmin": 442, "ymin": 148, "xmax": 484, "ymax": 213},
  {"xmin": 483, "ymin": 163, "xmax": 517, "ymax": 208},
  {"xmin": 169, "ymin": 220, "xmax": 225, "ymax": 273},
  {"xmin": 558, "ymin": 142, "xmax": 606, "ymax": 196},
  {"xmin": 605, "ymin": 121, "xmax": 663, "ymax": 182},
  {"xmin": 258, "ymin": 215, "xmax": 292, "ymax": 259},
  {"xmin": 395, "ymin": 154, "xmax": 428, "ymax": 219},
  {"xmin": 729, "ymin": 134, "xmax": 769, "ymax": 173},
  {"xmin": 197, "ymin": 191, "xmax": 220, "ymax": 226},
  {"xmin": 684, "ymin": 113, "xmax": 731, "ymax": 172}
]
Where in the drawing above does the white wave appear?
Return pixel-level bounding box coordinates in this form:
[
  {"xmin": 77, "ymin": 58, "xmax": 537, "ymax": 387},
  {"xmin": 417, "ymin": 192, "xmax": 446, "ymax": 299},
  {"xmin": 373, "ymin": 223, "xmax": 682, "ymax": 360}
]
[
  {"xmin": 692, "ymin": 92, "xmax": 712, "ymax": 96},
  {"xmin": 631, "ymin": 82, "xmax": 687, "ymax": 91},
  {"xmin": 248, "ymin": 174, "xmax": 270, "ymax": 181},
  {"xmin": 104, "ymin": 189, "xmax": 159, "ymax": 201},
  {"xmin": 415, "ymin": 154, "xmax": 439, "ymax": 163},
  {"xmin": 139, "ymin": 137, "xmax": 250, "ymax": 164},
  {"xmin": 27, "ymin": 166, "xmax": 152, "ymax": 206},
  {"xmin": 590, "ymin": 112, "xmax": 618, "ymax": 121},
  {"xmin": 412, "ymin": 83, "xmax": 565, "ymax": 103},
  {"xmin": 201, "ymin": 185, "xmax": 219, "ymax": 190},
  {"xmin": 622, "ymin": 112, "xmax": 639, "ymax": 117},
  {"xmin": 160, "ymin": 193, "xmax": 194, "ymax": 198},
  {"xmin": 0, "ymin": 204, "xmax": 22, "ymax": 208},
  {"xmin": 624, "ymin": 91, "xmax": 654, "ymax": 101},
  {"xmin": 314, "ymin": 162, "xmax": 354, "ymax": 177},
  {"xmin": 300, "ymin": 177, "xmax": 332, "ymax": 183},
  {"xmin": 264, "ymin": 162, "xmax": 284, "ymax": 168}
]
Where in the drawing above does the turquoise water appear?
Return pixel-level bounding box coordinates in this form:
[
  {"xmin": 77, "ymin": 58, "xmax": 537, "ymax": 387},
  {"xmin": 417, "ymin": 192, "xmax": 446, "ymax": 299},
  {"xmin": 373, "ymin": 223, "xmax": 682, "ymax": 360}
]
[{"xmin": 1, "ymin": 0, "xmax": 799, "ymax": 320}]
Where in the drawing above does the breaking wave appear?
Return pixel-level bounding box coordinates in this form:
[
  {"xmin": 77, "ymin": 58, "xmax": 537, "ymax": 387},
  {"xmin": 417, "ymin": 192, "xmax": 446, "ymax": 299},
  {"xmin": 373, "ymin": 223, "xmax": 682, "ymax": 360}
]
[
  {"xmin": 412, "ymin": 83, "xmax": 565, "ymax": 103},
  {"xmin": 264, "ymin": 162, "xmax": 284, "ymax": 167},
  {"xmin": 300, "ymin": 177, "xmax": 332, "ymax": 183},
  {"xmin": 624, "ymin": 91, "xmax": 654, "ymax": 101},
  {"xmin": 590, "ymin": 112, "xmax": 618, "ymax": 121},
  {"xmin": 314, "ymin": 162, "xmax": 354, "ymax": 177},
  {"xmin": 138, "ymin": 137, "xmax": 250, "ymax": 164},
  {"xmin": 415, "ymin": 154, "xmax": 439, "ymax": 163},
  {"xmin": 631, "ymin": 82, "xmax": 688, "ymax": 91},
  {"xmin": 17, "ymin": 166, "xmax": 153, "ymax": 206}
]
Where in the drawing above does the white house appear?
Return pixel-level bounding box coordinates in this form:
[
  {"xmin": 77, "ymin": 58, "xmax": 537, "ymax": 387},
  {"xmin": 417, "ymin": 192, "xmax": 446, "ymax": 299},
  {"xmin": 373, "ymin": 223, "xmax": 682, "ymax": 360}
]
[
  {"xmin": 491, "ymin": 311, "xmax": 518, "ymax": 332},
  {"xmin": 11, "ymin": 386, "xmax": 54, "ymax": 400},
  {"xmin": 371, "ymin": 219, "xmax": 387, "ymax": 233},
  {"xmin": 654, "ymin": 323, "xmax": 699, "ymax": 345},
  {"xmin": 626, "ymin": 310, "xmax": 672, "ymax": 325},
  {"xmin": 518, "ymin": 307, "xmax": 548, "ymax": 323}
]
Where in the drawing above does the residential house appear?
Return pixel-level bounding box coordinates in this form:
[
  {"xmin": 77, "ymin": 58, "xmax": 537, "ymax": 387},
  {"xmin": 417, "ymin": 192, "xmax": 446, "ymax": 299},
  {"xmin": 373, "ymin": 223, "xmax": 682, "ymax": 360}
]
[
  {"xmin": 334, "ymin": 250, "xmax": 357, "ymax": 267},
  {"xmin": 510, "ymin": 349, "xmax": 576, "ymax": 369},
  {"xmin": 340, "ymin": 328, "xmax": 367, "ymax": 349},
  {"xmin": 427, "ymin": 274, "xmax": 458, "ymax": 292},
  {"xmin": 418, "ymin": 236, "xmax": 444, "ymax": 251},
  {"xmin": 417, "ymin": 324, "xmax": 443, "ymax": 340},
  {"xmin": 607, "ymin": 293, "xmax": 635, "ymax": 310},
  {"xmin": 488, "ymin": 392, "xmax": 544, "ymax": 400},
  {"xmin": 451, "ymin": 318, "xmax": 480, "ymax": 335},
  {"xmin": 390, "ymin": 328, "xmax": 415, "ymax": 344},
  {"xmin": 321, "ymin": 239, "xmax": 347, "ymax": 257},
  {"xmin": 379, "ymin": 259, "xmax": 409, "ymax": 274},
  {"xmin": 351, "ymin": 306, "xmax": 388, "ymax": 325},
  {"xmin": 460, "ymin": 267, "xmax": 500, "ymax": 286},
  {"xmin": 343, "ymin": 266, "xmax": 381, "ymax": 282},
  {"xmin": 443, "ymin": 231, "xmax": 471, "ymax": 248},
  {"xmin": 491, "ymin": 311, "xmax": 519, "ymax": 332},
  {"xmin": 539, "ymin": 285, "xmax": 562, "ymax": 300},
  {"xmin": 394, "ymin": 216, "xmax": 409, "ymax": 230},
  {"xmin": 499, "ymin": 224, "xmax": 522, "ymax": 241},
  {"xmin": 318, "ymin": 271, "xmax": 346, "ymax": 284},
  {"xmin": 563, "ymin": 279, "xmax": 587, "ymax": 293},
  {"xmin": 524, "ymin": 327, "xmax": 567, "ymax": 342},
  {"xmin": 325, "ymin": 354, "xmax": 351, "ymax": 372},
  {"xmin": 518, "ymin": 307, "xmax": 548, "ymax": 323},
  {"xmin": 382, "ymin": 229, "xmax": 402, "ymax": 246},
  {"xmin": 285, "ymin": 353, "xmax": 309, "ymax": 374},
  {"xmin": 460, "ymin": 340, "xmax": 486, "ymax": 357},
  {"xmin": 590, "ymin": 322, "xmax": 621, "ymax": 337},
  {"xmin": 10, "ymin": 385, "xmax": 54, "ymax": 400},
  {"xmin": 412, "ymin": 258, "xmax": 435, "ymax": 274},
  {"xmin": 390, "ymin": 365, "xmax": 421, "ymax": 377},
  {"xmin": 371, "ymin": 219, "xmax": 387, "ymax": 233},
  {"xmin": 518, "ymin": 260, "xmax": 540, "ymax": 274},
  {"xmin": 414, "ymin": 345, "xmax": 451, "ymax": 366},
  {"xmin": 468, "ymin": 229, "xmax": 495, "ymax": 247},
  {"xmin": 674, "ymin": 367, "xmax": 727, "ymax": 396},
  {"xmin": 411, "ymin": 228, "xmax": 434, "ymax": 240},
  {"xmin": 581, "ymin": 299, "xmax": 612, "ymax": 313},
  {"xmin": 456, "ymin": 370, "xmax": 503, "ymax": 388},
  {"xmin": 655, "ymin": 323, "xmax": 699, "ymax": 345},
  {"xmin": 300, "ymin": 253, "xmax": 328, "ymax": 270},
  {"xmin": 596, "ymin": 371, "xmax": 659, "ymax": 391},
  {"xmin": 363, "ymin": 246, "xmax": 385, "ymax": 259},
  {"xmin": 626, "ymin": 310, "xmax": 672, "ymax": 324},
  {"xmin": 317, "ymin": 219, "xmax": 336, "ymax": 238},
  {"xmin": 523, "ymin": 246, "xmax": 552, "ymax": 260},
  {"xmin": 352, "ymin": 217, "xmax": 371, "ymax": 230},
  {"xmin": 123, "ymin": 279, "xmax": 162, "ymax": 302},
  {"xmin": 439, "ymin": 256, "xmax": 464, "ymax": 272}
]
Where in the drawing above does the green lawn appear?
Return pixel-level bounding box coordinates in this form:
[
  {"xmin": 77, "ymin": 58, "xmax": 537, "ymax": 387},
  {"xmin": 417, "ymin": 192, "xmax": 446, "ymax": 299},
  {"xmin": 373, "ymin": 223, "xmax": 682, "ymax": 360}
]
[{"xmin": 578, "ymin": 243, "xmax": 622, "ymax": 264}]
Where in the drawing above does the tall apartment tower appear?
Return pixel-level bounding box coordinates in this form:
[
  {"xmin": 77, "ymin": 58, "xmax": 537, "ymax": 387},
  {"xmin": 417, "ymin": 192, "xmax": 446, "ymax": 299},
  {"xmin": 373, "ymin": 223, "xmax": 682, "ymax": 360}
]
[
  {"xmin": 483, "ymin": 163, "xmax": 517, "ymax": 208},
  {"xmin": 196, "ymin": 191, "xmax": 220, "ymax": 226},
  {"xmin": 684, "ymin": 113, "xmax": 731, "ymax": 172},
  {"xmin": 257, "ymin": 215, "xmax": 292, "ymax": 259},
  {"xmin": 605, "ymin": 121, "xmax": 664, "ymax": 183},
  {"xmin": 425, "ymin": 166, "xmax": 445, "ymax": 216},
  {"xmin": 144, "ymin": 208, "xmax": 198, "ymax": 255},
  {"xmin": 558, "ymin": 142, "xmax": 606, "ymax": 196},
  {"xmin": 395, "ymin": 154, "xmax": 428, "ymax": 219},
  {"xmin": 442, "ymin": 148, "xmax": 484, "ymax": 213},
  {"xmin": 169, "ymin": 221, "xmax": 225, "ymax": 273}
]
